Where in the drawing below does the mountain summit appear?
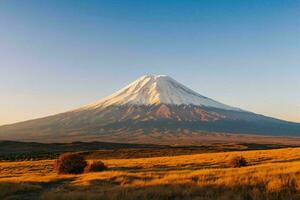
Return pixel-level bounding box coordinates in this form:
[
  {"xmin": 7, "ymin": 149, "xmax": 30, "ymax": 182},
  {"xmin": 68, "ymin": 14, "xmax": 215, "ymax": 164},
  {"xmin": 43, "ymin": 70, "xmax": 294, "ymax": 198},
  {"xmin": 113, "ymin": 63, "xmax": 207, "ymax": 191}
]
[
  {"xmin": 0, "ymin": 75, "xmax": 299, "ymax": 143},
  {"xmin": 81, "ymin": 75, "xmax": 240, "ymax": 111}
]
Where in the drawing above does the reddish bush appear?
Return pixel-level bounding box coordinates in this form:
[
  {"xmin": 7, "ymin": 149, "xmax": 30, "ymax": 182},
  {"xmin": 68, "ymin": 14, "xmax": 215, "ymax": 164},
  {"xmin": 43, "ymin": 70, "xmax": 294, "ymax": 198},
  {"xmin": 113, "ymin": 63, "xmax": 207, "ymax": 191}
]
[
  {"xmin": 85, "ymin": 160, "xmax": 107, "ymax": 172},
  {"xmin": 54, "ymin": 153, "xmax": 87, "ymax": 174},
  {"xmin": 230, "ymin": 156, "xmax": 247, "ymax": 168}
]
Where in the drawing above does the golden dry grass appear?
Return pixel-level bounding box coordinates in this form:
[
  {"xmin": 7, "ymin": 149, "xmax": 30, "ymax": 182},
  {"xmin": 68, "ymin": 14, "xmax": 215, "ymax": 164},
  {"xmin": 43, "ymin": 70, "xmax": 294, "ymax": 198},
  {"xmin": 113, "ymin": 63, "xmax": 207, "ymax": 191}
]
[{"xmin": 1, "ymin": 147, "xmax": 300, "ymax": 199}]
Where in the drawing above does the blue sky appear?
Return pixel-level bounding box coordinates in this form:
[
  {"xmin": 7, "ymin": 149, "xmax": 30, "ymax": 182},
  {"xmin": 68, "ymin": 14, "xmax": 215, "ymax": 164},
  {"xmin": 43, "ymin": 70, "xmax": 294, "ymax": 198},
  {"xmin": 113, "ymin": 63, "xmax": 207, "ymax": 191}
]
[{"xmin": 0, "ymin": 0, "xmax": 299, "ymax": 125}]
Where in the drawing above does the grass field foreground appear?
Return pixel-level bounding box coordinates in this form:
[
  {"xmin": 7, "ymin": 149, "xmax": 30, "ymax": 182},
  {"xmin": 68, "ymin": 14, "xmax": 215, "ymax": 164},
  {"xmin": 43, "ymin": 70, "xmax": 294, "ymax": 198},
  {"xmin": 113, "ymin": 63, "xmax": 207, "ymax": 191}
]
[{"xmin": 1, "ymin": 147, "xmax": 300, "ymax": 199}]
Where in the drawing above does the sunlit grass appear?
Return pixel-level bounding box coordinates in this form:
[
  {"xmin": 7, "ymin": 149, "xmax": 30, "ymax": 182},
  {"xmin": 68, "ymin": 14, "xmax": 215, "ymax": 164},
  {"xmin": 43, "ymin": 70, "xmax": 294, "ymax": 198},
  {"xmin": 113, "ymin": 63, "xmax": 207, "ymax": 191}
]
[{"xmin": 1, "ymin": 147, "xmax": 300, "ymax": 199}]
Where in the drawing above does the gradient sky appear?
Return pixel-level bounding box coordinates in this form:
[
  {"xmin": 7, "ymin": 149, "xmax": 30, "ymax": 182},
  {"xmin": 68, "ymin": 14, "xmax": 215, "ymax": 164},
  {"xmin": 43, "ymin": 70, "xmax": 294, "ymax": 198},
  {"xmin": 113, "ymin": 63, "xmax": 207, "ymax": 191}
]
[{"xmin": 0, "ymin": 0, "xmax": 299, "ymax": 125}]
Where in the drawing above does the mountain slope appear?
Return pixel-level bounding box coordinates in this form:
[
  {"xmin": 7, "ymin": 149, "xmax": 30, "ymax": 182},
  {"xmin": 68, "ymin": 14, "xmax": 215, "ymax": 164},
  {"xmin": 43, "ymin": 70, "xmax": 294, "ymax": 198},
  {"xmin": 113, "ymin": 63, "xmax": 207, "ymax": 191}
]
[{"xmin": 0, "ymin": 75, "xmax": 299, "ymax": 143}]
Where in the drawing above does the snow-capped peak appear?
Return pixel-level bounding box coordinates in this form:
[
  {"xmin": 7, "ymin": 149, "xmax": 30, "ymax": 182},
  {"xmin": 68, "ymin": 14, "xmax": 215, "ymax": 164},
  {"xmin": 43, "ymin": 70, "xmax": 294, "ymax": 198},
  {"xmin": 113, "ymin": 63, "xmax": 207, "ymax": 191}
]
[{"xmin": 81, "ymin": 75, "xmax": 241, "ymax": 111}]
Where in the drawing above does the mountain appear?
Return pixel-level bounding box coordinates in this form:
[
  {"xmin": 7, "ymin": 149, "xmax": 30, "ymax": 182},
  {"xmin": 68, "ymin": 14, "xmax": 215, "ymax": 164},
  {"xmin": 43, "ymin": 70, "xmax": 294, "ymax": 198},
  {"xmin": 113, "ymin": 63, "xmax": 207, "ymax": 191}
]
[
  {"xmin": 80, "ymin": 75, "xmax": 241, "ymax": 111},
  {"xmin": 0, "ymin": 75, "xmax": 300, "ymax": 144}
]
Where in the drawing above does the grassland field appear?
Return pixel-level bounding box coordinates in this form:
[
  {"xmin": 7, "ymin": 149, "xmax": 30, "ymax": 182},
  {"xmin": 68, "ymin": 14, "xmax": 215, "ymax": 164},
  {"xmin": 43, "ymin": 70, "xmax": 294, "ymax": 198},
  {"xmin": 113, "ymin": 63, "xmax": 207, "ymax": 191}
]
[{"xmin": 1, "ymin": 146, "xmax": 300, "ymax": 200}]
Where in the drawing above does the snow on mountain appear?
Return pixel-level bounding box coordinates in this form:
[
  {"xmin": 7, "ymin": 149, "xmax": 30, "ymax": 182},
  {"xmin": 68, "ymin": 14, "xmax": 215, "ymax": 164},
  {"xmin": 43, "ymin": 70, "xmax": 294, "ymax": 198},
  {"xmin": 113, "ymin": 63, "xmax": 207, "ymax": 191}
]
[
  {"xmin": 81, "ymin": 75, "xmax": 241, "ymax": 111},
  {"xmin": 1, "ymin": 74, "xmax": 300, "ymax": 143}
]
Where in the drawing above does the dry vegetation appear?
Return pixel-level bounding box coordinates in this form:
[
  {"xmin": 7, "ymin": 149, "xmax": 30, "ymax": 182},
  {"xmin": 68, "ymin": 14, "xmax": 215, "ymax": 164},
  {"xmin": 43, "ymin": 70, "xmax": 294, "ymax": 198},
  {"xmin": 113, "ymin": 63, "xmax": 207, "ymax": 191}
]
[
  {"xmin": 1, "ymin": 147, "xmax": 300, "ymax": 199},
  {"xmin": 55, "ymin": 153, "xmax": 87, "ymax": 174}
]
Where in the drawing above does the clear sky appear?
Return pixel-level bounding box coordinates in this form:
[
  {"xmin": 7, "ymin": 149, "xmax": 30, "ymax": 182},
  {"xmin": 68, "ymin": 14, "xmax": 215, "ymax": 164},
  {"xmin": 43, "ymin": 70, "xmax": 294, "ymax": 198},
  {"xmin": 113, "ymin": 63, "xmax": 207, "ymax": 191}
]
[{"xmin": 0, "ymin": 0, "xmax": 299, "ymax": 125}]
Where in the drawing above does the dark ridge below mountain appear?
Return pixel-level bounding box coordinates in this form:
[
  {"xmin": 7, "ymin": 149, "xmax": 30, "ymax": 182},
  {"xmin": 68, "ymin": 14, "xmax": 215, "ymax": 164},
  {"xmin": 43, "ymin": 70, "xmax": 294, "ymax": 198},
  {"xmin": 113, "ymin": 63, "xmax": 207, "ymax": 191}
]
[{"xmin": 0, "ymin": 140, "xmax": 297, "ymax": 161}]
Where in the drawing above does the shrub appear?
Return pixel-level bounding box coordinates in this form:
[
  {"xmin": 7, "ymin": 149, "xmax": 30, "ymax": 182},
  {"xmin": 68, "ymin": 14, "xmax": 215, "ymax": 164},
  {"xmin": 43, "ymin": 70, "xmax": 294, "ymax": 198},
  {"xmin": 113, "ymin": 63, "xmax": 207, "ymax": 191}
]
[
  {"xmin": 54, "ymin": 153, "xmax": 87, "ymax": 174},
  {"xmin": 230, "ymin": 156, "xmax": 247, "ymax": 168},
  {"xmin": 85, "ymin": 160, "xmax": 107, "ymax": 172}
]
